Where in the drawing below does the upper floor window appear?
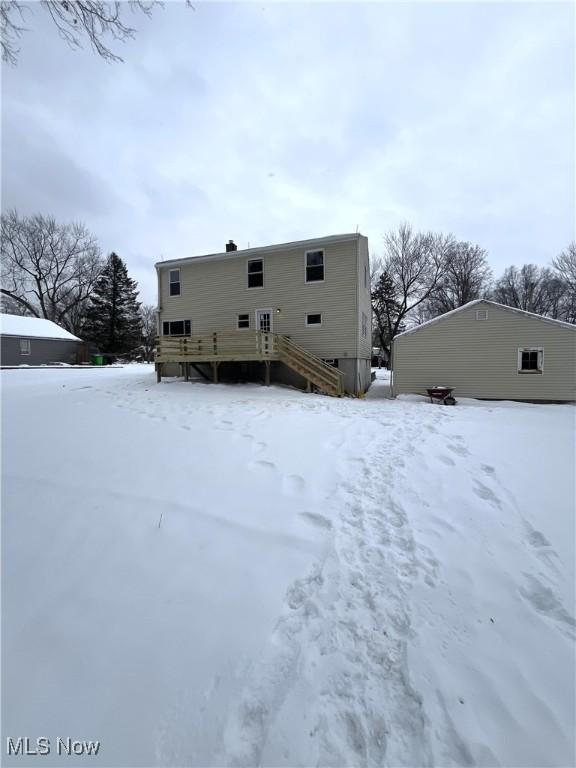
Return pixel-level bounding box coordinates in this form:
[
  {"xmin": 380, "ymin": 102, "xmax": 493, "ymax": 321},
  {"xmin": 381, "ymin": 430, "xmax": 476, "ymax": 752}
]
[
  {"xmin": 305, "ymin": 250, "xmax": 324, "ymax": 282},
  {"xmin": 518, "ymin": 347, "xmax": 543, "ymax": 374},
  {"xmin": 361, "ymin": 312, "xmax": 368, "ymax": 338},
  {"xmin": 163, "ymin": 319, "xmax": 191, "ymax": 336},
  {"xmin": 19, "ymin": 339, "xmax": 31, "ymax": 355},
  {"xmin": 247, "ymin": 259, "xmax": 264, "ymax": 288},
  {"xmin": 169, "ymin": 269, "xmax": 181, "ymax": 296}
]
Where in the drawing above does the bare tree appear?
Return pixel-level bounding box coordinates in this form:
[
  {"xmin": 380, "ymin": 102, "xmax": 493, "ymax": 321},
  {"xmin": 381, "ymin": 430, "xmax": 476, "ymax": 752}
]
[
  {"xmin": 371, "ymin": 223, "xmax": 452, "ymax": 357},
  {"xmin": 1, "ymin": 210, "xmax": 103, "ymax": 332},
  {"xmin": 553, "ymin": 242, "xmax": 576, "ymax": 291},
  {"xmin": 426, "ymin": 241, "xmax": 492, "ymax": 316},
  {"xmin": 1, "ymin": 0, "xmax": 164, "ymax": 64},
  {"xmin": 492, "ymin": 264, "xmax": 564, "ymax": 317},
  {"xmin": 139, "ymin": 303, "xmax": 157, "ymax": 362}
]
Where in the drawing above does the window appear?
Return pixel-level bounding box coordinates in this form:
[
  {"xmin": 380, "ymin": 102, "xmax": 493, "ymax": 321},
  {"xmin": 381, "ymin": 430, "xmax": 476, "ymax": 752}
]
[
  {"xmin": 237, "ymin": 313, "xmax": 250, "ymax": 329},
  {"xmin": 518, "ymin": 347, "xmax": 543, "ymax": 374},
  {"xmin": 19, "ymin": 339, "xmax": 31, "ymax": 355},
  {"xmin": 247, "ymin": 259, "xmax": 264, "ymax": 288},
  {"xmin": 169, "ymin": 269, "xmax": 181, "ymax": 296},
  {"xmin": 364, "ymin": 263, "xmax": 368, "ymax": 290},
  {"xmin": 306, "ymin": 313, "xmax": 322, "ymax": 326},
  {"xmin": 323, "ymin": 359, "xmax": 338, "ymax": 368},
  {"xmin": 162, "ymin": 320, "xmax": 191, "ymax": 336},
  {"xmin": 362, "ymin": 312, "xmax": 368, "ymax": 338},
  {"xmin": 305, "ymin": 250, "xmax": 324, "ymax": 282},
  {"xmin": 476, "ymin": 309, "xmax": 488, "ymax": 321}
]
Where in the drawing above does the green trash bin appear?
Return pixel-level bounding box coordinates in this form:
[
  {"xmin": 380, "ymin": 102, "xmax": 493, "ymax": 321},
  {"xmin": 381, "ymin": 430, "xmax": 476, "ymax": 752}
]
[{"xmin": 91, "ymin": 355, "xmax": 104, "ymax": 366}]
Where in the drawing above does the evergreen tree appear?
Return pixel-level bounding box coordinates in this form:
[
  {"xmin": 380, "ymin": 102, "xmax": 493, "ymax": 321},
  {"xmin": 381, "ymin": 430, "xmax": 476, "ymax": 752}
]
[{"xmin": 83, "ymin": 252, "xmax": 142, "ymax": 355}]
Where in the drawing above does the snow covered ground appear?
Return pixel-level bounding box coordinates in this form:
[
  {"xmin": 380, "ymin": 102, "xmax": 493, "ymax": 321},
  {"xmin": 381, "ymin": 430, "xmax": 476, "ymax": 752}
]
[{"xmin": 2, "ymin": 365, "xmax": 574, "ymax": 767}]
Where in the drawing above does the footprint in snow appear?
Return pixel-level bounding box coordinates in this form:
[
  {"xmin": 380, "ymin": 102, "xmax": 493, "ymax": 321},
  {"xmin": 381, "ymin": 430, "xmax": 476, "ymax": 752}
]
[
  {"xmin": 299, "ymin": 511, "xmax": 332, "ymax": 529},
  {"xmin": 519, "ymin": 574, "xmax": 575, "ymax": 637},
  {"xmin": 473, "ymin": 480, "xmax": 502, "ymax": 508},
  {"xmin": 447, "ymin": 443, "xmax": 470, "ymax": 457},
  {"xmin": 481, "ymin": 464, "xmax": 495, "ymax": 475},
  {"xmin": 438, "ymin": 454, "xmax": 456, "ymax": 466},
  {"xmin": 249, "ymin": 460, "xmax": 277, "ymax": 474},
  {"xmin": 282, "ymin": 474, "xmax": 306, "ymax": 496}
]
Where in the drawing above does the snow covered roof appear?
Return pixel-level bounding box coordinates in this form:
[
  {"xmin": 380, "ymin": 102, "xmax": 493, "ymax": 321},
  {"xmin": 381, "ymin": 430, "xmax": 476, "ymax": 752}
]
[
  {"xmin": 0, "ymin": 314, "xmax": 81, "ymax": 341},
  {"xmin": 394, "ymin": 300, "xmax": 576, "ymax": 340},
  {"xmin": 155, "ymin": 233, "xmax": 363, "ymax": 270}
]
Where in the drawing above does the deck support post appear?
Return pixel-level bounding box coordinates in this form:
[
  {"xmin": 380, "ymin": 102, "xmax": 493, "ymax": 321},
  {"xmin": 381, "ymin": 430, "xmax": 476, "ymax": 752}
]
[
  {"xmin": 184, "ymin": 363, "xmax": 190, "ymax": 382},
  {"xmin": 306, "ymin": 379, "xmax": 312, "ymax": 393},
  {"xmin": 156, "ymin": 363, "xmax": 162, "ymax": 383},
  {"xmin": 212, "ymin": 361, "xmax": 220, "ymax": 384},
  {"xmin": 264, "ymin": 360, "xmax": 271, "ymax": 387}
]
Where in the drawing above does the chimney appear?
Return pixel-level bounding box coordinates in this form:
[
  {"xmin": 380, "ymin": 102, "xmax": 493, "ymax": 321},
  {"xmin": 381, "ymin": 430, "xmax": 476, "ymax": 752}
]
[{"xmin": 226, "ymin": 240, "xmax": 237, "ymax": 252}]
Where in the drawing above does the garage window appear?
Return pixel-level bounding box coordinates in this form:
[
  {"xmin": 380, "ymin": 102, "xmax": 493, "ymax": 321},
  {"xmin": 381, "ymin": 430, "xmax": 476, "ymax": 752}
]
[{"xmin": 518, "ymin": 347, "xmax": 543, "ymax": 374}]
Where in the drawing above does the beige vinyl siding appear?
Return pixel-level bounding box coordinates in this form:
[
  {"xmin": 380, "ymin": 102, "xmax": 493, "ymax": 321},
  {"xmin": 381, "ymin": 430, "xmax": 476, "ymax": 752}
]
[
  {"xmin": 158, "ymin": 237, "xmax": 359, "ymax": 358},
  {"xmin": 392, "ymin": 301, "xmax": 576, "ymax": 401},
  {"xmin": 356, "ymin": 235, "xmax": 372, "ymax": 360}
]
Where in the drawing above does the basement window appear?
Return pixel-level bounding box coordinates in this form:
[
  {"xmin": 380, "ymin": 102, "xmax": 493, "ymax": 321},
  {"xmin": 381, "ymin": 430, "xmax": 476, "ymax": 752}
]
[
  {"xmin": 306, "ymin": 313, "xmax": 322, "ymax": 327},
  {"xmin": 305, "ymin": 250, "xmax": 325, "ymax": 282},
  {"xmin": 247, "ymin": 259, "xmax": 264, "ymax": 288},
  {"xmin": 169, "ymin": 269, "xmax": 181, "ymax": 297},
  {"xmin": 162, "ymin": 320, "xmax": 191, "ymax": 336},
  {"xmin": 19, "ymin": 339, "xmax": 31, "ymax": 355},
  {"xmin": 518, "ymin": 347, "xmax": 543, "ymax": 374},
  {"xmin": 237, "ymin": 314, "xmax": 250, "ymax": 329}
]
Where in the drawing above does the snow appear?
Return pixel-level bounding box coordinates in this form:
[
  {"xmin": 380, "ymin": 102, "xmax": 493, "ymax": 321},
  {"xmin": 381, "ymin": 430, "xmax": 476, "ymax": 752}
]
[
  {"xmin": 0, "ymin": 313, "xmax": 80, "ymax": 341},
  {"xmin": 2, "ymin": 366, "xmax": 574, "ymax": 767}
]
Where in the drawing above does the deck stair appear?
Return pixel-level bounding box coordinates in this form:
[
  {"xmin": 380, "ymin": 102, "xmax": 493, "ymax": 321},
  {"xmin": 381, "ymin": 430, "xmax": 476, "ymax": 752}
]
[
  {"xmin": 155, "ymin": 331, "xmax": 344, "ymax": 396},
  {"xmin": 276, "ymin": 334, "xmax": 343, "ymax": 396}
]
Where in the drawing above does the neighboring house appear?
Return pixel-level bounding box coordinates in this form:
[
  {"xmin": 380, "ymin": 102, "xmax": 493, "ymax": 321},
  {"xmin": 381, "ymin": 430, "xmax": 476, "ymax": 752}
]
[
  {"xmin": 0, "ymin": 314, "xmax": 83, "ymax": 366},
  {"xmin": 155, "ymin": 234, "xmax": 372, "ymax": 395},
  {"xmin": 392, "ymin": 299, "xmax": 576, "ymax": 402}
]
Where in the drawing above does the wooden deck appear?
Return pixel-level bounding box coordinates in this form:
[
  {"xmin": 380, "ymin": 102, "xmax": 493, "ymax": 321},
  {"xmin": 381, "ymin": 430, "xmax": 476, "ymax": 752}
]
[{"xmin": 155, "ymin": 331, "xmax": 345, "ymax": 396}]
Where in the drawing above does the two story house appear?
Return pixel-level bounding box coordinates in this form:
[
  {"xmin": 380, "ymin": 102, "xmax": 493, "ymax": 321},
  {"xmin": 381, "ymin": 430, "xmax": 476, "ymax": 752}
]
[{"xmin": 155, "ymin": 233, "xmax": 372, "ymax": 395}]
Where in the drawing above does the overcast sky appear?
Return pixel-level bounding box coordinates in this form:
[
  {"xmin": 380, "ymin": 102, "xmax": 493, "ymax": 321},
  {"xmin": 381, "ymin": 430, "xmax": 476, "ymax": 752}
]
[{"xmin": 2, "ymin": 1, "xmax": 574, "ymax": 304}]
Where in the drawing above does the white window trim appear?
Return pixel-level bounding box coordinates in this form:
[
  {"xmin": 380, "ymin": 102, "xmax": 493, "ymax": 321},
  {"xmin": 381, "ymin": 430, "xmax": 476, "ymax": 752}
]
[
  {"xmin": 237, "ymin": 313, "xmax": 251, "ymax": 330},
  {"xmin": 304, "ymin": 249, "xmax": 325, "ymax": 284},
  {"xmin": 517, "ymin": 347, "xmax": 544, "ymax": 374},
  {"xmin": 255, "ymin": 308, "xmax": 273, "ymax": 332},
  {"xmin": 305, "ymin": 312, "xmax": 323, "ymax": 328},
  {"xmin": 169, "ymin": 268, "xmax": 181, "ymax": 297},
  {"xmin": 162, "ymin": 319, "xmax": 191, "ymax": 336},
  {"xmin": 247, "ymin": 258, "xmax": 264, "ymax": 290},
  {"xmin": 19, "ymin": 338, "xmax": 31, "ymax": 355}
]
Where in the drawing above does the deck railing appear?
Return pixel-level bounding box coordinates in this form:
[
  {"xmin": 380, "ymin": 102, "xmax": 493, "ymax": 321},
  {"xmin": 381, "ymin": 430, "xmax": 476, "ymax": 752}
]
[
  {"xmin": 155, "ymin": 330, "xmax": 345, "ymax": 396},
  {"xmin": 155, "ymin": 330, "xmax": 276, "ymax": 363}
]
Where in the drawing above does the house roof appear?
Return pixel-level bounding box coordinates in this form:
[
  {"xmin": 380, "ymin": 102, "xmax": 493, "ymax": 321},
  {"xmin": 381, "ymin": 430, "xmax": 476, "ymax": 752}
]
[
  {"xmin": 0, "ymin": 314, "xmax": 81, "ymax": 341},
  {"xmin": 155, "ymin": 233, "xmax": 362, "ymax": 270},
  {"xmin": 394, "ymin": 299, "xmax": 576, "ymax": 340}
]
